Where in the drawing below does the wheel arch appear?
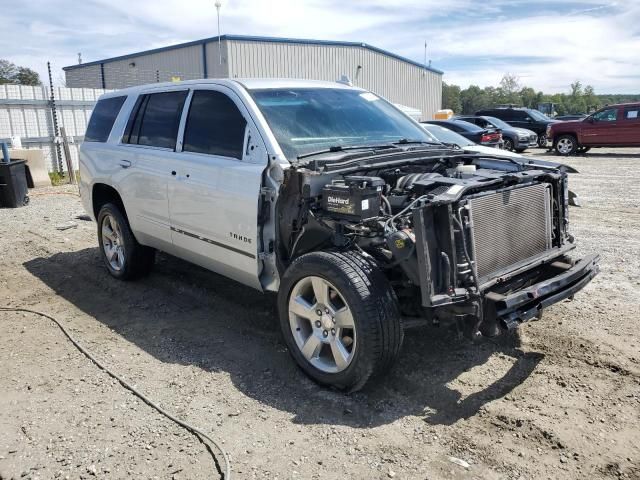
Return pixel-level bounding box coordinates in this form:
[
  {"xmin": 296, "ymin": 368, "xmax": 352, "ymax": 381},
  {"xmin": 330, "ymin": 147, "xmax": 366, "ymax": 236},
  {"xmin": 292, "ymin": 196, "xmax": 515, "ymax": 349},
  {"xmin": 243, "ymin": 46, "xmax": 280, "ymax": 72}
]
[{"xmin": 92, "ymin": 183, "xmax": 128, "ymax": 221}]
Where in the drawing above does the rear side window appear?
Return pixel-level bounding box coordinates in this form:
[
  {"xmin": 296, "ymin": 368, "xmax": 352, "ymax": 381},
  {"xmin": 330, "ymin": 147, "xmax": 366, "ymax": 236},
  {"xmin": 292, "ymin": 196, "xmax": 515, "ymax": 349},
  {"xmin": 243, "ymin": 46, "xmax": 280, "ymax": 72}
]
[
  {"xmin": 85, "ymin": 96, "xmax": 126, "ymax": 143},
  {"xmin": 624, "ymin": 106, "xmax": 639, "ymax": 120},
  {"xmin": 125, "ymin": 91, "xmax": 188, "ymax": 149},
  {"xmin": 493, "ymin": 110, "xmax": 513, "ymax": 121},
  {"xmin": 511, "ymin": 110, "xmax": 529, "ymax": 121},
  {"xmin": 183, "ymin": 90, "xmax": 247, "ymax": 159}
]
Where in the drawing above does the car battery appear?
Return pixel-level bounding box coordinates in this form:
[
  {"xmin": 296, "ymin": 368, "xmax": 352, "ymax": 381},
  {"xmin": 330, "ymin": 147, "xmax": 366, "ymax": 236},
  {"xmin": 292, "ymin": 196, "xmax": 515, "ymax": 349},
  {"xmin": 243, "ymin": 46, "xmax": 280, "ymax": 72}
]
[{"xmin": 321, "ymin": 176, "xmax": 384, "ymax": 220}]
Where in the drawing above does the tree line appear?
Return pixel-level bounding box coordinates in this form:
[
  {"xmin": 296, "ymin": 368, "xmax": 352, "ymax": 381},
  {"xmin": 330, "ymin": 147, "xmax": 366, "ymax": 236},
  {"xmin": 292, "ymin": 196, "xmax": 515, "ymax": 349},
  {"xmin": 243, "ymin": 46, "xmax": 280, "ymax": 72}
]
[
  {"xmin": 442, "ymin": 74, "xmax": 640, "ymax": 116},
  {"xmin": 0, "ymin": 59, "xmax": 41, "ymax": 86}
]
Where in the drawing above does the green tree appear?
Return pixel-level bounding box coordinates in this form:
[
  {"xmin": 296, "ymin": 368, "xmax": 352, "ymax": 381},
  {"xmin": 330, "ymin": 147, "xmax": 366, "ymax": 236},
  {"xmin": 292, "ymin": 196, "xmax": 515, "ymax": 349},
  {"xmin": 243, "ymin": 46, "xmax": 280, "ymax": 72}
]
[
  {"xmin": 15, "ymin": 67, "xmax": 41, "ymax": 86},
  {"xmin": 0, "ymin": 59, "xmax": 41, "ymax": 85},
  {"xmin": 442, "ymin": 82, "xmax": 462, "ymax": 113},
  {"xmin": 0, "ymin": 59, "xmax": 17, "ymax": 83}
]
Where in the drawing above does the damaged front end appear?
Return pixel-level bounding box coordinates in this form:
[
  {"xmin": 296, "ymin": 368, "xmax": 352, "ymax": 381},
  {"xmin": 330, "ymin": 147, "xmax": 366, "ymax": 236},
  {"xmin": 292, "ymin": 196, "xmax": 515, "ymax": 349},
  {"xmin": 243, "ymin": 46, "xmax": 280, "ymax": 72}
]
[
  {"xmin": 410, "ymin": 171, "xmax": 599, "ymax": 337},
  {"xmin": 278, "ymin": 149, "xmax": 599, "ymax": 339}
]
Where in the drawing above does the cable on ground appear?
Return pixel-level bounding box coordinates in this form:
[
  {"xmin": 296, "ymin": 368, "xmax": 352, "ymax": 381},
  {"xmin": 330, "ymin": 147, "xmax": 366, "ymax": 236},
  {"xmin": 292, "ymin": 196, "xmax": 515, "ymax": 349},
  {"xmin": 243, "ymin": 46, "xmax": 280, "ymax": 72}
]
[{"xmin": 0, "ymin": 306, "xmax": 231, "ymax": 480}]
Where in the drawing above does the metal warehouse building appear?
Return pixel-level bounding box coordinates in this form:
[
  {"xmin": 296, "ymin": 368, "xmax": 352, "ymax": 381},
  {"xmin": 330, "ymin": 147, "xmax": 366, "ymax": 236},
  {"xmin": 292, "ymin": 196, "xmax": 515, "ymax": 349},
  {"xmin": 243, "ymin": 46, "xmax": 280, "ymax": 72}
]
[{"xmin": 63, "ymin": 35, "xmax": 442, "ymax": 120}]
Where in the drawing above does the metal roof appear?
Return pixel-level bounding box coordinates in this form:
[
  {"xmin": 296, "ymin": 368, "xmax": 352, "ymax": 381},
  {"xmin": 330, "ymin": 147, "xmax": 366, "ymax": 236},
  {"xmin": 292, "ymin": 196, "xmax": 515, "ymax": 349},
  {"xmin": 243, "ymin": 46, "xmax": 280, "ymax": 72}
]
[{"xmin": 63, "ymin": 34, "xmax": 443, "ymax": 75}]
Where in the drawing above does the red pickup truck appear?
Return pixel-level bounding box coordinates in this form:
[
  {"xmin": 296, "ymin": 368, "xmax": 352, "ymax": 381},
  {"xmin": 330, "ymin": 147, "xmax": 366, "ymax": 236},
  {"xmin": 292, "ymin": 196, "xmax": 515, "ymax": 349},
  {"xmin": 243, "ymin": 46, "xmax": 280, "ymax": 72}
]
[{"xmin": 548, "ymin": 103, "xmax": 640, "ymax": 155}]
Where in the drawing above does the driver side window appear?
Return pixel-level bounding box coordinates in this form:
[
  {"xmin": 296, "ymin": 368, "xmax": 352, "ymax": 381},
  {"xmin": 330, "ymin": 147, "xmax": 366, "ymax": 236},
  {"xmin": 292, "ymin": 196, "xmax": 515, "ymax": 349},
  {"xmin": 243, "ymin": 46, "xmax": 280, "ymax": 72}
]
[
  {"xmin": 183, "ymin": 90, "xmax": 247, "ymax": 159},
  {"xmin": 593, "ymin": 108, "xmax": 618, "ymax": 122}
]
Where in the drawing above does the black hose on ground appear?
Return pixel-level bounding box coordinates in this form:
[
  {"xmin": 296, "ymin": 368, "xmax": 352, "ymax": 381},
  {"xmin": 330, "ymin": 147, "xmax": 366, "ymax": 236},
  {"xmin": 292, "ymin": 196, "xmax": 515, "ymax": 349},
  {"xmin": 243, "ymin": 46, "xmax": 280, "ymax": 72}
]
[{"xmin": 0, "ymin": 306, "xmax": 231, "ymax": 480}]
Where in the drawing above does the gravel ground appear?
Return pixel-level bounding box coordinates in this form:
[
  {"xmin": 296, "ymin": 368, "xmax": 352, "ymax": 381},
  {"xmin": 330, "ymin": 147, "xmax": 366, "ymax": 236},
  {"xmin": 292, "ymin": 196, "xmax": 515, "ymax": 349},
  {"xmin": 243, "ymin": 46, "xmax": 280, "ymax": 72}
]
[{"xmin": 0, "ymin": 148, "xmax": 639, "ymax": 480}]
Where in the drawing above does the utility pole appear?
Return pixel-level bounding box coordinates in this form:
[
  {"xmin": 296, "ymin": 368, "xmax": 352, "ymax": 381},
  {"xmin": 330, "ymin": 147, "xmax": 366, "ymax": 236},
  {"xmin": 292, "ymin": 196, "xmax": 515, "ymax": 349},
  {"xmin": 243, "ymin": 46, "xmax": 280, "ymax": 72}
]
[{"xmin": 215, "ymin": 1, "xmax": 222, "ymax": 66}]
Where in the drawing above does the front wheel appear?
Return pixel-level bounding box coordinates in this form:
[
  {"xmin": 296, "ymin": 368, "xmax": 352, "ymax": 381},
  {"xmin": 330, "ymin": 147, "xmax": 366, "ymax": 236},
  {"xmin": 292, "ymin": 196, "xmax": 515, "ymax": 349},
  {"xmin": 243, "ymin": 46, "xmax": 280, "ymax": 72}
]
[
  {"xmin": 555, "ymin": 135, "xmax": 578, "ymax": 156},
  {"xmin": 538, "ymin": 134, "xmax": 547, "ymax": 148},
  {"xmin": 278, "ymin": 251, "xmax": 403, "ymax": 392},
  {"xmin": 503, "ymin": 138, "xmax": 514, "ymax": 151}
]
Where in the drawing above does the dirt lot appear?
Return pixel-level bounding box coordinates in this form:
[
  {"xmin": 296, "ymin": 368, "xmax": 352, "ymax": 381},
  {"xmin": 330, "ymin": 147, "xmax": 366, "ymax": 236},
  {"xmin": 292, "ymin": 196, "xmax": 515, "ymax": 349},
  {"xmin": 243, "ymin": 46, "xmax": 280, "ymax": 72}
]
[{"xmin": 1, "ymin": 148, "xmax": 639, "ymax": 480}]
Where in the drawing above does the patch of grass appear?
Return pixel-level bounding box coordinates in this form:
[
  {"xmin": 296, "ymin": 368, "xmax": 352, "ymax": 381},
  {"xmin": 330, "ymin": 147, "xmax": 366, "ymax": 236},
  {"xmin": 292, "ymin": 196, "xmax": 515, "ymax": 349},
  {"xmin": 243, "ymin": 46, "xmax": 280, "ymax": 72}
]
[{"xmin": 48, "ymin": 170, "xmax": 80, "ymax": 186}]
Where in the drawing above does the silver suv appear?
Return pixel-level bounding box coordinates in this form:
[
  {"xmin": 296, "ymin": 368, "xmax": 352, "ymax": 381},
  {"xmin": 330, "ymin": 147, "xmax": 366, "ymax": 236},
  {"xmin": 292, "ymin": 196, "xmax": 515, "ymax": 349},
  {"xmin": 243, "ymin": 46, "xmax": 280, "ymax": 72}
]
[{"xmin": 80, "ymin": 79, "xmax": 599, "ymax": 391}]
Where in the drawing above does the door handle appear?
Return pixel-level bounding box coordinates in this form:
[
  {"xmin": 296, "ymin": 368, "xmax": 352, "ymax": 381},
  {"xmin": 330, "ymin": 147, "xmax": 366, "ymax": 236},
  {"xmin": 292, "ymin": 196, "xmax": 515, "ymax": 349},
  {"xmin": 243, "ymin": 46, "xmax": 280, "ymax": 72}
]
[{"xmin": 118, "ymin": 160, "xmax": 132, "ymax": 169}]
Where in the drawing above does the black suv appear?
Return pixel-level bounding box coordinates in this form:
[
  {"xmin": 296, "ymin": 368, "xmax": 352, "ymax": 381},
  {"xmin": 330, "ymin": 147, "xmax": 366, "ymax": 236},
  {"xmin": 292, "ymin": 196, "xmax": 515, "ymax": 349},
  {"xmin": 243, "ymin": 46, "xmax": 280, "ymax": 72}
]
[{"xmin": 475, "ymin": 107, "xmax": 557, "ymax": 147}]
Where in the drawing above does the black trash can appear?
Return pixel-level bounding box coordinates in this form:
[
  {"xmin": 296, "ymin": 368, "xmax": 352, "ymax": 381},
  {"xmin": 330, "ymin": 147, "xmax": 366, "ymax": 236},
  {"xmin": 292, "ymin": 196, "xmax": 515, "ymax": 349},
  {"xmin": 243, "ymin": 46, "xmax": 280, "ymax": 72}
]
[{"xmin": 0, "ymin": 160, "xmax": 30, "ymax": 208}]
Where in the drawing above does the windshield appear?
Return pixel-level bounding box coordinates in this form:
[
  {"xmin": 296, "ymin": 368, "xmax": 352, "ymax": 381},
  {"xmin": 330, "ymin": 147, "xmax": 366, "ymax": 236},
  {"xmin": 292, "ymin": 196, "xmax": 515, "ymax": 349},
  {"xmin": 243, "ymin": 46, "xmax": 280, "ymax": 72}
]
[
  {"xmin": 528, "ymin": 109, "xmax": 550, "ymax": 121},
  {"xmin": 250, "ymin": 88, "xmax": 433, "ymax": 159},
  {"xmin": 421, "ymin": 123, "xmax": 475, "ymax": 147},
  {"xmin": 483, "ymin": 116, "xmax": 511, "ymax": 130}
]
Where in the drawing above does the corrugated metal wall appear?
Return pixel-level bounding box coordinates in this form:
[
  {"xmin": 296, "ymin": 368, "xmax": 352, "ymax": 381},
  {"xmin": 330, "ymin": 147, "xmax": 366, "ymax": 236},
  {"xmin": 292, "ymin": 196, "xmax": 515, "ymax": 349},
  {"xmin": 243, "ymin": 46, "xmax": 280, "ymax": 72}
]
[
  {"xmin": 102, "ymin": 44, "xmax": 204, "ymax": 89},
  {"xmin": 0, "ymin": 84, "xmax": 110, "ymax": 171},
  {"xmin": 64, "ymin": 39, "xmax": 442, "ymax": 119},
  {"xmin": 66, "ymin": 64, "xmax": 103, "ymax": 89},
  {"xmin": 227, "ymin": 40, "xmax": 442, "ymax": 120}
]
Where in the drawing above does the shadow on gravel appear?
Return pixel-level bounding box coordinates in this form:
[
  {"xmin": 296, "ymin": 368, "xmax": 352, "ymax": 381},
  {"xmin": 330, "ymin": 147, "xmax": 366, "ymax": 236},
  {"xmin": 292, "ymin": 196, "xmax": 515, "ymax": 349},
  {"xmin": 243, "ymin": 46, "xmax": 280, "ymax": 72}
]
[{"xmin": 24, "ymin": 248, "xmax": 543, "ymax": 428}]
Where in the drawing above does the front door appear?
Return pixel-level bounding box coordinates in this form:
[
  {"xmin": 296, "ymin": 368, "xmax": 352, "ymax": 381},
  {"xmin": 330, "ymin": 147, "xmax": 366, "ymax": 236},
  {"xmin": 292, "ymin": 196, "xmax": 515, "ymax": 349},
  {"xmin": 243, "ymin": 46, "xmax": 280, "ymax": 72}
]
[
  {"xmin": 580, "ymin": 107, "xmax": 620, "ymax": 145},
  {"xmin": 168, "ymin": 86, "xmax": 269, "ymax": 289}
]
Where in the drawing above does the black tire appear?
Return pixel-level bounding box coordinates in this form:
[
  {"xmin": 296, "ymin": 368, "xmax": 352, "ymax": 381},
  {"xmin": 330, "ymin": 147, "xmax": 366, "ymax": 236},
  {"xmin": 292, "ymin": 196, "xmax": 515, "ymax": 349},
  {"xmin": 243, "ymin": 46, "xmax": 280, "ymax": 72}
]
[
  {"xmin": 537, "ymin": 134, "xmax": 547, "ymax": 148},
  {"xmin": 514, "ymin": 148, "xmax": 527, "ymax": 153},
  {"xmin": 97, "ymin": 203, "xmax": 155, "ymax": 280},
  {"xmin": 554, "ymin": 134, "xmax": 578, "ymax": 156},
  {"xmin": 503, "ymin": 138, "xmax": 514, "ymax": 151},
  {"xmin": 278, "ymin": 250, "xmax": 403, "ymax": 392}
]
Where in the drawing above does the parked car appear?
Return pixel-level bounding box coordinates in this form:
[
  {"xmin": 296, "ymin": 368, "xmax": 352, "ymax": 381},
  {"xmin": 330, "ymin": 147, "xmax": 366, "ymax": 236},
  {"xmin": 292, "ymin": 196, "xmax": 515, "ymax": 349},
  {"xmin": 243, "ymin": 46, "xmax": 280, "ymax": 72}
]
[
  {"xmin": 79, "ymin": 79, "xmax": 599, "ymax": 391},
  {"xmin": 555, "ymin": 114, "xmax": 587, "ymax": 121},
  {"xmin": 421, "ymin": 119, "xmax": 502, "ymax": 147},
  {"xmin": 475, "ymin": 107, "xmax": 557, "ymax": 147},
  {"xmin": 420, "ymin": 122, "xmax": 515, "ymax": 157},
  {"xmin": 455, "ymin": 115, "xmax": 537, "ymax": 152},
  {"xmin": 548, "ymin": 103, "xmax": 640, "ymax": 155}
]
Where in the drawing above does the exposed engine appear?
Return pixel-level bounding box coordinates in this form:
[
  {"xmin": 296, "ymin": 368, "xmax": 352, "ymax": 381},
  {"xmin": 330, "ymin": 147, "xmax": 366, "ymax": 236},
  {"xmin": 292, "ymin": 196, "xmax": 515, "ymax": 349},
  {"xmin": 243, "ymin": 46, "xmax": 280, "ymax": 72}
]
[{"xmin": 277, "ymin": 154, "xmax": 575, "ymax": 336}]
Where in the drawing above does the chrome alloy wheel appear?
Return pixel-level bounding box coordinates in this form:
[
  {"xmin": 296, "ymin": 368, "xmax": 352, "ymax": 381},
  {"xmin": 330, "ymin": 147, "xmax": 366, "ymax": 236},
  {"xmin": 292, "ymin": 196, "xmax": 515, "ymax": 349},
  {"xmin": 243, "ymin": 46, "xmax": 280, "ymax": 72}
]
[
  {"xmin": 288, "ymin": 276, "xmax": 357, "ymax": 373},
  {"xmin": 101, "ymin": 213, "xmax": 125, "ymax": 271},
  {"xmin": 557, "ymin": 137, "xmax": 574, "ymax": 154}
]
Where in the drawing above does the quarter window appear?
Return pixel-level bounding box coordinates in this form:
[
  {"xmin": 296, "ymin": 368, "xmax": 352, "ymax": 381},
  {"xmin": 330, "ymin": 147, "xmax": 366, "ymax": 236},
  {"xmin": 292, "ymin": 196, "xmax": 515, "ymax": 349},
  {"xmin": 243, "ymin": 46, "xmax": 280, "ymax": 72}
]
[
  {"xmin": 183, "ymin": 90, "xmax": 247, "ymax": 159},
  {"xmin": 125, "ymin": 91, "xmax": 188, "ymax": 149},
  {"xmin": 85, "ymin": 96, "xmax": 126, "ymax": 143}
]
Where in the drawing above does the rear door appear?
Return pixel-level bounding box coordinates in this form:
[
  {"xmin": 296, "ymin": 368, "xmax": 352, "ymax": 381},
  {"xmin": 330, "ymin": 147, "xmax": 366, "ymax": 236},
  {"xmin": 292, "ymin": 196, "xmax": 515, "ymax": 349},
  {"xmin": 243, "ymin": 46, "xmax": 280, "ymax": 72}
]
[
  {"xmin": 115, "ymin": 89, "xmax": 188, "ymax": 251},
  {"xmin": 580, "ymin": 106, "xmax": 620, "ymax": 145},
  {"xmin": 619, "ymin": 105, "xmax": 640, "ymax": 146},
  {"xmin": 168, "ymin": 86, "xmax": 268, "ymax": 289}
]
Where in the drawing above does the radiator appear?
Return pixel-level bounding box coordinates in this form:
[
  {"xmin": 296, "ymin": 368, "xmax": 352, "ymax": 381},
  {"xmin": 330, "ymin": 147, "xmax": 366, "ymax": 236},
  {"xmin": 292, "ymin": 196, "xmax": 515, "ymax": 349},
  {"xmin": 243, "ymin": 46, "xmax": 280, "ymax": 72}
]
[{"xmin": 467, "ymin": 183, "xmax": 553, "ymax": 279}]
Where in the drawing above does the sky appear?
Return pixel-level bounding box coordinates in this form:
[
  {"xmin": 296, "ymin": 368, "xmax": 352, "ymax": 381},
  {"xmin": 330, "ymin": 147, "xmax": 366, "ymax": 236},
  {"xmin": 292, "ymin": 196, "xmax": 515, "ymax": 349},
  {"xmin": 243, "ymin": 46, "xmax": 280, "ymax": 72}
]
[{"xmin": 3, "ymin": 0, "xmax": 639, "ymax": 93}]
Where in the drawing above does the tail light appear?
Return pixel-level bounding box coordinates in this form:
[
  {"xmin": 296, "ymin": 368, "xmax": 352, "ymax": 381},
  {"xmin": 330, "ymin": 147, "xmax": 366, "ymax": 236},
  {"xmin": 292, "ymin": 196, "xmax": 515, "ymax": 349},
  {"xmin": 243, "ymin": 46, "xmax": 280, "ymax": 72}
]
[{"xmin": 480, "ymin": 132, "xmax": 501, "ymax": 143}]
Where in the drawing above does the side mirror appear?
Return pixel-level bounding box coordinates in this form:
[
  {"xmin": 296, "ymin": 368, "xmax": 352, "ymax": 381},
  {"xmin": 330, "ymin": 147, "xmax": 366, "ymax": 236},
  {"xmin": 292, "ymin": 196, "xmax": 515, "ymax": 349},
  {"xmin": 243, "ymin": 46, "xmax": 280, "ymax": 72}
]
[{"xmin": 586, "ymin": 117, "xmax": 595, "ymax": 123}]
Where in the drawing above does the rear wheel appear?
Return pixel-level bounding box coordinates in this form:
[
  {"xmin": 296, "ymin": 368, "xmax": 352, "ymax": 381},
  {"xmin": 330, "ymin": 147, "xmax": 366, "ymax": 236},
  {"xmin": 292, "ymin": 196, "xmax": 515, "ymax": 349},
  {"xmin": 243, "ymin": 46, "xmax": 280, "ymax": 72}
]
[
  {"xmin": 278, "ymin": 251, "xmax": 403, "ymax": 391},
  {"xmin": 555, "ymin": 135, "xmax": 578, "ymax": 156},
  {"xmin": 97, "ymin": 203, "xmax": 155, "ymax": 280}
]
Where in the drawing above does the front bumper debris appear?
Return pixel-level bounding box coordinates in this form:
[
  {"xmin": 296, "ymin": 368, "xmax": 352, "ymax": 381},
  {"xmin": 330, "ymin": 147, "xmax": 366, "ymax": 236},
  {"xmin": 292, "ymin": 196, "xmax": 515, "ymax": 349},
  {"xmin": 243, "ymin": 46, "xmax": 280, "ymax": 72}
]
[{"xmin": 485, "ymin": 254, "xmax": 600, "ymax": 329}]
